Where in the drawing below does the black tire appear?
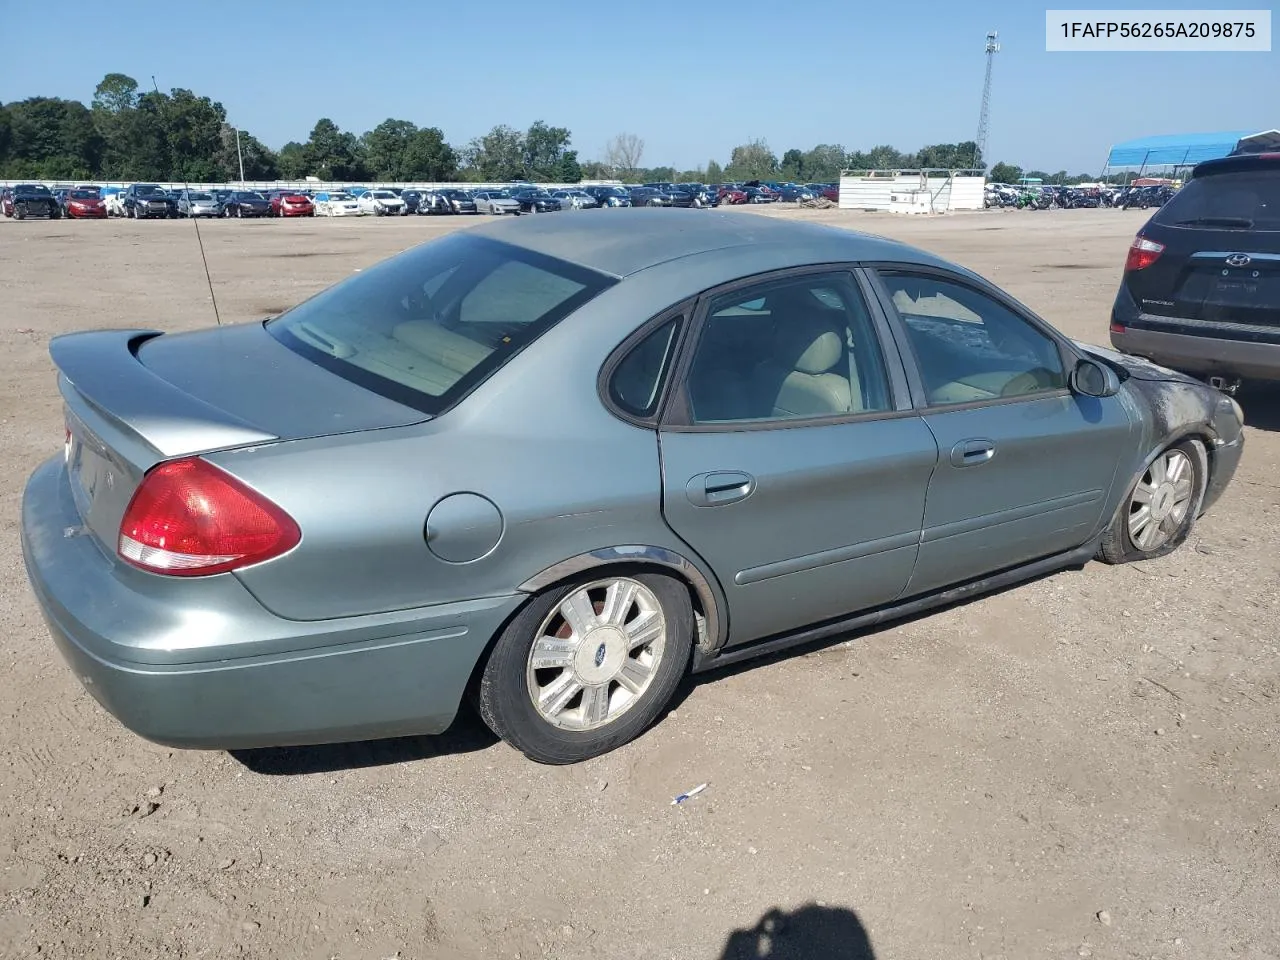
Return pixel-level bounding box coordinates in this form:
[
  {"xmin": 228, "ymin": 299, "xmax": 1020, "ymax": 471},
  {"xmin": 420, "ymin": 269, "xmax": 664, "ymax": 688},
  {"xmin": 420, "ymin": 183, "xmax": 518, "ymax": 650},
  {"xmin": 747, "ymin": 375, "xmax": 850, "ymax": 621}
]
[
  {"xmin": 477, "ymin": 571, "xmax": 694, "ymax": 764},
  {"xmin": 1097, "ymin": 438, "xmax": 1207, "ymax": 564},
  {"xmin": 15, "ymin": 207, "xmax": 25, "ymax": 221}
]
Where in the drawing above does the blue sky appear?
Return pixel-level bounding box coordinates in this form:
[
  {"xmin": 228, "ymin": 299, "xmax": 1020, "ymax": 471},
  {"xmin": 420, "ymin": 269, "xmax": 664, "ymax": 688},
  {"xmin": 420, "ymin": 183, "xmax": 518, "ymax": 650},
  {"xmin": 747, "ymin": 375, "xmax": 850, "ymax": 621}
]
[{"xmin": 2, "ymin": 0, "xmax": 1274, "ymax": 173}]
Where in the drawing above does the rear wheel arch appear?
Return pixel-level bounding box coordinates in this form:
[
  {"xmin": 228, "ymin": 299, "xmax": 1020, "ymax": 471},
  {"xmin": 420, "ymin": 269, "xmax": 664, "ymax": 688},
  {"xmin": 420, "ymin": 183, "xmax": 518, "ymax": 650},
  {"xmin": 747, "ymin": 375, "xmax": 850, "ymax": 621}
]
[{"xmin": 517, "ymin": 546, "xmax": 727, "ymax": 655}]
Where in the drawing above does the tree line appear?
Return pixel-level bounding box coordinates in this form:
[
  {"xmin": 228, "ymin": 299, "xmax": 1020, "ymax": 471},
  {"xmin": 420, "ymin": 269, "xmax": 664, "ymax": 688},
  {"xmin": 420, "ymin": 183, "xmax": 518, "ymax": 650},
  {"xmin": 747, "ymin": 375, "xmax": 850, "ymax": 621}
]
[
  {"xmin": 3, "ymin": 72, "xmax": 1084, "ymax": 186},
  {"xmin": 987, "ymin": 162, "xmax": 1124, "ymax": 185}
]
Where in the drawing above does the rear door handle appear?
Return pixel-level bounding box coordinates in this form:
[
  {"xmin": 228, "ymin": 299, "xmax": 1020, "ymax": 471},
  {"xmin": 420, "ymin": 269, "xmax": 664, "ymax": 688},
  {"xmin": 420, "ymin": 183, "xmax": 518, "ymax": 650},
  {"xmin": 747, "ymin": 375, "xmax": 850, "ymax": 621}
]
[
  {"xmin": 686, "ymin": 471, "xmax": 756, "ymax": 507},
  {"xmin": 950, "ymin": 439, "xmax": 996, "ymax": 467}
]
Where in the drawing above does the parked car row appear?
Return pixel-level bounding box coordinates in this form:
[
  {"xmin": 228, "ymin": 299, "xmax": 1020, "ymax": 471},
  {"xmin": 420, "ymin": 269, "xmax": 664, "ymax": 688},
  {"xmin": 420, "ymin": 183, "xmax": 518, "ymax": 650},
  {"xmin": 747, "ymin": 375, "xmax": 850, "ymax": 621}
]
[{"xmin": 5, "ymin": 178, "xmax": 844, "ymax": 223}]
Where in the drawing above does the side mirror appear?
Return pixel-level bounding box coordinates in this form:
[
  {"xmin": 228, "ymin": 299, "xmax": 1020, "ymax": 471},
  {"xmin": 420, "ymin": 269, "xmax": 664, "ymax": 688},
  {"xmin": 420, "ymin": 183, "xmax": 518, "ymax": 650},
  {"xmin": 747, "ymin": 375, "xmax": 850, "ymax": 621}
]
[{"xmin": 1070, "ymin": 357, "xmax": 1121, "ymax": 398}]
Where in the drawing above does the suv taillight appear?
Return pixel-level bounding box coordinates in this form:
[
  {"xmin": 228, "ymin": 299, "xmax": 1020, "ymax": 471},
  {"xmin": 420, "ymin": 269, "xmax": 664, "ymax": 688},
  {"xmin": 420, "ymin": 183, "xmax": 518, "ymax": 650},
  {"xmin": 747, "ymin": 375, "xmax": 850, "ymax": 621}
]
[
  {"xmin": 1124, "ymin": 235, "xmax": 1165, "ymax": 272},
  {"xmin": 118, "ymin": 458, "xmax": 300, "ymax": 576}
]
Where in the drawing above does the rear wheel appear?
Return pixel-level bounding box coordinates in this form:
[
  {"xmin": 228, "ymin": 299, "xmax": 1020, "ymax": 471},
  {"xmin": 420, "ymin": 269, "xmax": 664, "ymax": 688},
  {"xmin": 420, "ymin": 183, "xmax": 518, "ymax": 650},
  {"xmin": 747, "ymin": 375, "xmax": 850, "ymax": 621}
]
[
  {"xmin": 478, "ymin": 572, "xmax": 693, "ymax": 764},
  {"xmin": 1098, "ymin": 439, "xmax": 1207, "ymax": 564}
]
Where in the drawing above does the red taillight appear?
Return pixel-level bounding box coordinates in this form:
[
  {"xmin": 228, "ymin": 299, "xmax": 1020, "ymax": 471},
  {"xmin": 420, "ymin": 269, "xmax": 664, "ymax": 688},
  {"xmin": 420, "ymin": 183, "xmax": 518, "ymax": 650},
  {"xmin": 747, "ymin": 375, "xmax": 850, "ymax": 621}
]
[
  {"xmin": 1110, "ymin": 322, "xmax": 1126, "ymax": 334},
  {"xmin": 1124, "ymin": 235, "xmax": 1165, "ymax": 272},
  {"xmin": 118, "ymin": 458, "xmax": 300, "ymax": 576}
]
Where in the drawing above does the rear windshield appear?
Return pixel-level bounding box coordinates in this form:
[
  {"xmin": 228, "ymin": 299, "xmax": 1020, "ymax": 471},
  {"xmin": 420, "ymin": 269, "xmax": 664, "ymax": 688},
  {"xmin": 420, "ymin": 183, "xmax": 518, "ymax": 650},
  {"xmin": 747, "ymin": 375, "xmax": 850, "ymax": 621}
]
[
  {"xmin": 267, "ymin": 234, "xmax": 614, "ymax": 414},
  {"xmin": 1154, "ymin": 171, "xmax": 1280, "ymax": 231}
]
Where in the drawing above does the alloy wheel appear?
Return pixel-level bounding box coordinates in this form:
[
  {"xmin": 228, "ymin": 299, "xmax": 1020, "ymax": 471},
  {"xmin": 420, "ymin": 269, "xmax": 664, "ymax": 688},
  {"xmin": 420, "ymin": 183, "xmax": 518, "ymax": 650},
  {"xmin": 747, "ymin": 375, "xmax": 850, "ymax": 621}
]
[
  {"xmin": 1127, "ymin": 449, "xmax": 1195, "ymax": 552},
  {"xmin": 525, "ymin": 577, "xmax": 667, "ymax": 732}
]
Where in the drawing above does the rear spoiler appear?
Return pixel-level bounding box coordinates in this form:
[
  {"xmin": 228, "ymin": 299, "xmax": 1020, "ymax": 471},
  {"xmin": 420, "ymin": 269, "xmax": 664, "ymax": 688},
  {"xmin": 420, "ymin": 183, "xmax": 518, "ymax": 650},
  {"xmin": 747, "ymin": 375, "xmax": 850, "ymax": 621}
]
[{"xmin": 51, "ymin": 329, "xmax": 278, "ymax": 458}]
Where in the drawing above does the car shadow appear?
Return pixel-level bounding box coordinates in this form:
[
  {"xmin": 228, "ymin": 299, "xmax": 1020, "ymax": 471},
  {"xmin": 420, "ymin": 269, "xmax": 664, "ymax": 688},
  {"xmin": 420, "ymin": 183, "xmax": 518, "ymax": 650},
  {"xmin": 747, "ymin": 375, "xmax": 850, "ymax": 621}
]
[
  {"xmin": 1237, "ymin": 382, "xmax": 1280, "ymax": 432},
  {"xmin": 233, "ymin": 564, "xmax": 1077, "ymax": 774},
  {"xmin": 229, "ymin": 712, "xmax": 499, "ymax": 775},
  {"xmin": 715, "ymin": 904, "xmax": 875, "ymax": 959},
  {"xmin": 667, "ymin": 563, "xmax": 1076, "ymax": 712}
]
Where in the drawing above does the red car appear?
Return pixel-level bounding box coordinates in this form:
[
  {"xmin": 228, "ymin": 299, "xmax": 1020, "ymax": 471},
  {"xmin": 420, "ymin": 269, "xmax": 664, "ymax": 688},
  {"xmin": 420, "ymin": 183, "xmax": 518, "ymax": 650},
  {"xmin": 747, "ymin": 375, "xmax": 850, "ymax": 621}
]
[
  {"xmin": 717, "ymin": 186, "xmax": 748, "ymax": 205},
  {"xmin": 269, "ymin": 190, "xmax": 315, "ymax": 217},
  {"xmin": 65, "ymin": 188, "xmax": 108, "ymax": 219}
]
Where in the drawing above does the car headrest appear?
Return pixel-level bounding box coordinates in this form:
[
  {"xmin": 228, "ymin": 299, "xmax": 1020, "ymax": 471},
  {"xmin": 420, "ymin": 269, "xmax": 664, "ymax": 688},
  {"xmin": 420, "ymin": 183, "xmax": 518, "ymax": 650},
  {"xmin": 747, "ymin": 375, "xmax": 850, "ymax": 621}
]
[{"xmin": 774, "ymin": 312, "xmax": 844, "ymax": 375}]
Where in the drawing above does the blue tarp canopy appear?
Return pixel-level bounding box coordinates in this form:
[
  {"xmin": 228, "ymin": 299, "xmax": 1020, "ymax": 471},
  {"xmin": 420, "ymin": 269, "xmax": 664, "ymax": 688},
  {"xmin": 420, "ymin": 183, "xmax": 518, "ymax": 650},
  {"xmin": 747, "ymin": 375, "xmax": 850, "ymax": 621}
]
[{"xmin": 1106, "ymin": 131, "xmax": 1254, "ymax": 168}]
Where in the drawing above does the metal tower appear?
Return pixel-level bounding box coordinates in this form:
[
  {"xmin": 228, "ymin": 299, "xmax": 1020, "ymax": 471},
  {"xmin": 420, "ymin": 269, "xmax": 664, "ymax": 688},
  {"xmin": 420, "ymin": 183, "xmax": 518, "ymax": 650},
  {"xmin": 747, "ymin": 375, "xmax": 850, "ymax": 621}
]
[{"xmin": 973, "ymin": 31, "xmax": 1000, "ymax": 170}]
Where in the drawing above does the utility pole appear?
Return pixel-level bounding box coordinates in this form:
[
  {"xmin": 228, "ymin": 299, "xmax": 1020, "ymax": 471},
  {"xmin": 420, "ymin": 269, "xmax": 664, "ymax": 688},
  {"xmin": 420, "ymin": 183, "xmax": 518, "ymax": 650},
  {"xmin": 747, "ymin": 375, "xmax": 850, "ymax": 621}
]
[
  {"xmin": 973, "ymin": 31, "xmax": 1000, "ymax": 171},
  {"xmin": 235, "ymin": 128, "xmax": 245, "ymax": 184}
]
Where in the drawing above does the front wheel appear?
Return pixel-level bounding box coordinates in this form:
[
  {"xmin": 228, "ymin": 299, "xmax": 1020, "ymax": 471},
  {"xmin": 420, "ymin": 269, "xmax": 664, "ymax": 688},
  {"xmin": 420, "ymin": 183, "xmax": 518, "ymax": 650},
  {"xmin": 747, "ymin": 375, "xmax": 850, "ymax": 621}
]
[
  {"xmin": 1097, "ymin": 439, "xmax": 1207, "ymax": 564},
  {"xmin": 477, "ymin": 572, "xmax": 694, "ymax": 764}
]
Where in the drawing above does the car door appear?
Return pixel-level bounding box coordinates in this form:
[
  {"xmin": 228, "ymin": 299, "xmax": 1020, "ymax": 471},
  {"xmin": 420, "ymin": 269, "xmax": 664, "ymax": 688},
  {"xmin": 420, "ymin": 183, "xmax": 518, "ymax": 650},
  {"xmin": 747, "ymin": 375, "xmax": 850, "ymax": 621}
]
[
  {"xmin": 868, "ymin": 266, "xmax": 1136, "ymax": 597},
  {"xmin": 655, "ymin": 269, "xmax": 939, "ymax": 647}
]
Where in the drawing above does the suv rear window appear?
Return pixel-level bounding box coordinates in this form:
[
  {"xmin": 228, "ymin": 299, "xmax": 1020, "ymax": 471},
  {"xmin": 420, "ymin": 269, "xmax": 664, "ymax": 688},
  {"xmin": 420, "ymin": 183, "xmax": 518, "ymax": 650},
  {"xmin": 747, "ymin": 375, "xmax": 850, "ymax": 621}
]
[
  {"xmin": 268, "ymin": 234, "xmax": 614, "ymax": 414},
  {"xmin": 1154, "ymin": 170, "xmax": 1280, "ymax": 231}
]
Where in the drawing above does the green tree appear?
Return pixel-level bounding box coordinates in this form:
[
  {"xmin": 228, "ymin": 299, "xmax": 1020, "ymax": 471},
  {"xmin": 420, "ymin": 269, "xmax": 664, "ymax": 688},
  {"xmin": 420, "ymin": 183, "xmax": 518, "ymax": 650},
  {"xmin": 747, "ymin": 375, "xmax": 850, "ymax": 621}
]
[
  {"xmin": 218, "ymin": 128, "xmax": 278, "ymax": 180},
  {"xmin": 0, "ymin": 105, "xmax": 11, "ymax": 167},
  {"xmin": 847, "ymin": 144, "xmax": 914, "ymax": 171},
  {"xmin": 124, "ymin": 91, "xmax": 172, "ymax": 180},
  {"xmin": 305, "ymin": 118, "xmax": 367, "ymax": 180},
  {"xmin": 466, "ymin": 124, "xmax": 525, "ymax": 181},
  {"xmin": 362, "ymin": 118, "xmax": 417, "ymax": 179},
  {"xmin": 706, "ymin": 158, "xmax": 723, "ymax": 183},
  {"xmin": 779, "ymin": 148, "xmax": 805, "ymax": 180},
  {"xmin": 162, "ymin": 88, "xmax": 227, "ymax": 181},
  {"xmin": 638, "ymin": 165, "xmax": 675, "ymax": 183},
  {"xmin": 522, "ymin": 120, "xmax": 572, "ymax": 179},
  {"xmin": 800, "ymin": 144, "xmax": 845, "ymax": 181},
  {"xmin": 988, "ymin": 161, "xmax": 1022, "ymax": 183},
  {"xmin": 2, "ymin": 97, "xmax": 103, "ymax": 178},
  {"xmin": 277, "ymin": 141, "xmax": 309, "ymax": 179},
  {"xmin": 92, "ymin": 73, "xmax": 138, "ymax": 114},
  {"xmin": 725, "ymin": 139, "xmax": 778, "ymax": 180},
  {"xmin": 90, "ymin": 73, "xmax": 140, "ymax": 177},
  {"xmin": 403, "ymin": 126, "xmax": 457, "ymax": 180},
  {"xmin": 554, "ymin": 150, "xmax": 582, "ymax": 183}
]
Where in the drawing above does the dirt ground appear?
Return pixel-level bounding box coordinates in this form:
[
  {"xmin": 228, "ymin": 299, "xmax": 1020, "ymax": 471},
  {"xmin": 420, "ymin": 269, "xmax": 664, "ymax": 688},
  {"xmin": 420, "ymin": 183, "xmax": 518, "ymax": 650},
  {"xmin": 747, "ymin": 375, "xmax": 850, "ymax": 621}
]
[{"xmin": 1, "ymin": 206, "xmax": 1277, "ymax": 960}]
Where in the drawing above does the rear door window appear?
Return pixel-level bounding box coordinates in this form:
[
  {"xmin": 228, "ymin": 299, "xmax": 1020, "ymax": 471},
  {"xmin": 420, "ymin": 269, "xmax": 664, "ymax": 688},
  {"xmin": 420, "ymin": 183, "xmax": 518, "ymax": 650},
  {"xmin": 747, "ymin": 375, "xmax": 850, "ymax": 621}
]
[{"xmin": 268, "ymin": 234, "xmax": 614, "ymax": 414}]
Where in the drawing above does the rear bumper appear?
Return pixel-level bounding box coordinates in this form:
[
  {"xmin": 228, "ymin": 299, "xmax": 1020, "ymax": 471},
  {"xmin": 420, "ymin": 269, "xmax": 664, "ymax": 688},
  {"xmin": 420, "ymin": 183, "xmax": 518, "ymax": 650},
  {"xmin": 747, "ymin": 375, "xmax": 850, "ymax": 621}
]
[
  {"xmin": 20, "ymin": 457, "xmax": 524, "ymax": 750},
  {"xmin": 1111, "ymin": 325, "xmax": 1280, "ymax": 382}
]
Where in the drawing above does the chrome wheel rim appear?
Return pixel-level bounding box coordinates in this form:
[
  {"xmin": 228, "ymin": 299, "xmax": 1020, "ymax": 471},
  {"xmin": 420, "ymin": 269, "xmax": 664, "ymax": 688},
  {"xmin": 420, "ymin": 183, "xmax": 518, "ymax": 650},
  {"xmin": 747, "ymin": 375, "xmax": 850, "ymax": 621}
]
[
  {"xmin": 526, "ymin": 577, "xmax": 666, "ymax": 732},
  {"xmin": 1128, "ymin": 449, "xmax": 1194, "ymax": 552}
]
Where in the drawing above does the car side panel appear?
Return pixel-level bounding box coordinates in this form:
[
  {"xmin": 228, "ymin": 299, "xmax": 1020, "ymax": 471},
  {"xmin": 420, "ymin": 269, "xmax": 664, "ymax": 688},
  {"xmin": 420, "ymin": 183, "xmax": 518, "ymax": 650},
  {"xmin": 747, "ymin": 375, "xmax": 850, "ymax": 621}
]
[
  {"xmin": 905, "ymin": 393, "xmax": 1135, "ymax": 596},
  {"xmin": 659, "ymin": 419, "xmax": 937, "ymax": 645}
]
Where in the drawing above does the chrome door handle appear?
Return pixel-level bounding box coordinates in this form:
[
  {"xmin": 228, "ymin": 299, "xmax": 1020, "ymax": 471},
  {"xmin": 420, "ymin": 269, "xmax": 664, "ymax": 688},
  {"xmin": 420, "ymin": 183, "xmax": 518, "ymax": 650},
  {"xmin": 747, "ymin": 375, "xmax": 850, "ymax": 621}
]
[{"xmin": 950, "ymin": 439, "xmax": 996, "ymax": 467}]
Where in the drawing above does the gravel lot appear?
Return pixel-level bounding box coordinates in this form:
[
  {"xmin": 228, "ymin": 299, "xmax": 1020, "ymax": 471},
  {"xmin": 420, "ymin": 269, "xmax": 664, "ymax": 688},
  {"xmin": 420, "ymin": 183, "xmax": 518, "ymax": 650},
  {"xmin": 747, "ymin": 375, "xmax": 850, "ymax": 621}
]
[{"xmin": 2, "ymin": 207, "xmax": 1277, "ymax": 960}]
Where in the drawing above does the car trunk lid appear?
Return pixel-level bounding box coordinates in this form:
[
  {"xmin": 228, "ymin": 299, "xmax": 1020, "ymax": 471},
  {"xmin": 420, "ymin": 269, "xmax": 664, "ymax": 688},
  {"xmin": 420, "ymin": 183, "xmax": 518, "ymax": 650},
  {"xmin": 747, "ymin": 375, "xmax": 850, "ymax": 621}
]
[{"xmin": 54, "ymin": 324, "xmax": 427, "ymax": 551}]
